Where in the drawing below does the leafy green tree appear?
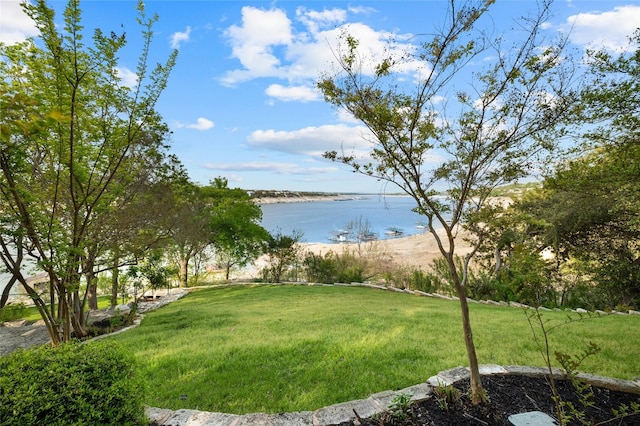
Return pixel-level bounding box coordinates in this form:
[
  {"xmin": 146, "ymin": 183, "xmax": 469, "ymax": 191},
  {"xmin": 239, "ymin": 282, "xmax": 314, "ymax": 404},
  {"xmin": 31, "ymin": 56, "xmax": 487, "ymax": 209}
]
[
  {"xmin": 0, "ymin": 0, "xmax": 176, "ymax": 343},
  {"xmin": 509, "ymin": 31, "xmax": 640, "ymax": 308},
  {"xmin": 261, "ymin": 230, "xmax": 303, "ymax": 283},
  {"xmin": 164, "ymin": 179, "xmax": 213, "ymax": 288},
  {"xmin": 207, "ymin": 178, "xmax": 270, "ymax": 280},
  {"xmin": 317, "ymin": 0, "xmax": 579, "ymax": 403}
]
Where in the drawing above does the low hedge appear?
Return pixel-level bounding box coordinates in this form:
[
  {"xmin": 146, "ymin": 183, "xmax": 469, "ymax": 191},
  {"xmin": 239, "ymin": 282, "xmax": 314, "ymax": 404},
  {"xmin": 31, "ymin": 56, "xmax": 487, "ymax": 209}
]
[{"xmin": 0, "ymin": 340, "xmax": 146, "ymax": 426}]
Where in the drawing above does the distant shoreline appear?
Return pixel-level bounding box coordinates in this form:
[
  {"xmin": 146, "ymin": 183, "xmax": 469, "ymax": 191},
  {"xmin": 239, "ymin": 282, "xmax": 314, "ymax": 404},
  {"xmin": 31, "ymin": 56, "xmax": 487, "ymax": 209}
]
[
  {"xmin": 255, "ymin": 195, "xmax": 354, "ymax": 204},
  {"xmin": 251, "ymin": 190, "xmax": 408, "ymax": 205}
]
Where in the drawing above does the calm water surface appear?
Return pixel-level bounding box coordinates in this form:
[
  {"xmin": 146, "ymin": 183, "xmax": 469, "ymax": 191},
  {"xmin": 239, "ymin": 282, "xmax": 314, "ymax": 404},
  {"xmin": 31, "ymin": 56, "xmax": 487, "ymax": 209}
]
[{"xmin": 259, "ymin": 195, "xmax": 432, "ymax": 243}]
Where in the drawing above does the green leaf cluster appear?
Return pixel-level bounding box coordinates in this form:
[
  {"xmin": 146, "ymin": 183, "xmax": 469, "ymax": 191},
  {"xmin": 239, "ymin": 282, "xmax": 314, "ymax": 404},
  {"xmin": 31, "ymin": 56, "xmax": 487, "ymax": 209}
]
[{"xmin": 0, "ymin": 341, "xmax": 146, "ymax": 426}]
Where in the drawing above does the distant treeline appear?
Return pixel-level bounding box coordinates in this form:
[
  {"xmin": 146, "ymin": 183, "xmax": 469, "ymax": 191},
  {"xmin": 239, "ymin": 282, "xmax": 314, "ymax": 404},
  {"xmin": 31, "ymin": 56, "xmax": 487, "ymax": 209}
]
[{"xmin": 248, "ymin": 190, "xmax": 356, "ymax": 199}]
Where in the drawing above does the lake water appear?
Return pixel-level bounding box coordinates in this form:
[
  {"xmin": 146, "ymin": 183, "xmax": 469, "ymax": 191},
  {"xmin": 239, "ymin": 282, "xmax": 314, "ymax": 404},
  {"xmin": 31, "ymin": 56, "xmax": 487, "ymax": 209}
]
[
  {"xmin": 1, "ymin": 195, "xmax": 434, "ymax": 296},
  {"xmin": 259, "ymin": 195, "xmax": 432, "ymax": 243}
]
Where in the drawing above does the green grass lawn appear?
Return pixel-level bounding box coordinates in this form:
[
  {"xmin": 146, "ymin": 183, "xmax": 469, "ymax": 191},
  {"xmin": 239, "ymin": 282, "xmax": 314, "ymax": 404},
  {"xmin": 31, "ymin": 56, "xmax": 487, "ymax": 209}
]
[
  {"xmin": 106, "ymin": 285, "xmax": 640, "ymax": 415},
  {"xmin": 1, "ymin": 295, "xmax": 113, "ymax": 322}
]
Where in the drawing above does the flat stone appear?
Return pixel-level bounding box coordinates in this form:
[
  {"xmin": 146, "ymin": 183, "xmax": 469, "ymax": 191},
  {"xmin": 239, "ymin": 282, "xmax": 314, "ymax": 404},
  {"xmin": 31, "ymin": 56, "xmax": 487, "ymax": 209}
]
[
  {"xmin": 232, "ymin": 412, "xmax": 313, "ymax": 426},
  {"xmin": 369, "ymin": 389, "xmax": 397, "ymax": 409},
  {"xmin": 313, "ymin": 398, "xmax": 378, "ymax": 425},
  {"xmin": 575, "ymin": 308, "xmax": 588, "ymax": 314},
  {"xmin": 503, "ymin": 366, "xmax": 558, "ymax": 378},
  {"xmin": 113, "ymin": 304, "xmax": 132, "ymax": 314},
  {"xmin": 398, "ymin": 383, "xmax": 432, "ymax": 401},
  {"xmin": 479, "ymin": 364, "xmax": 508, "ymax": 375},
  {"xmin": 576, "ymin": 373, "xmax": 640, "ymax": 394},
  {"xmin": 508, "ymin": 410, "xmax": 558, "ymax": 425},
  {"xmin": 431, "ymin": 366, "xmax": 470, "ymax": 386},
  {"xmin": 629, "ymin": 310, "xmax": 640, "ymax": 316},
  {"xmin": 145, "ymin": 407, "xmax": 175, "ymax": 424},
  {"xmin": 3, "ymin": 320, "xmax": 28, "ymax": 327}
]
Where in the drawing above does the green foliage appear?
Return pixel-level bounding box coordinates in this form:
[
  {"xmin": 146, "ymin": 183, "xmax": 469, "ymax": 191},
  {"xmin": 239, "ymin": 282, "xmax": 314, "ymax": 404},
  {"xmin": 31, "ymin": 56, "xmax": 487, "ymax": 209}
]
[
  {"xmin": 207, "ymin": 180, "xmax": 270, "ymax": 280},
  {"xmin": 302, "ymin": 250, "xmax": 368, "ymax": 283},
  {"xmin": 433, "ymin": 382, "xmax": 461, "ymax": 411},
  {"xmin": 0, "ymin": 303, "xmax": 29, "ymax": 323},
  {"xmin": 553, "ymin": 343, "xmax": 601, "ymax": 426},
  {"xmin": 0, "ymin": 0, "xmax": 177, "ymax": 342},
  {"xmin": 261, "ymin": 230, "xmax": 303, "ymax": 282},
  {"xmin": 128, "ymin": 250, "xmax": 171, "ymax": 294},
  {"xmin": 0, "ymin": 341, "xmax": 146, "ymax": 426},
  {"xmin": 372, "ymin": 391, "xmax": 414, "ymax": 424},
  {"xmin": 522, "ymin": 307, "xmax": 638, "ymax": 425}
]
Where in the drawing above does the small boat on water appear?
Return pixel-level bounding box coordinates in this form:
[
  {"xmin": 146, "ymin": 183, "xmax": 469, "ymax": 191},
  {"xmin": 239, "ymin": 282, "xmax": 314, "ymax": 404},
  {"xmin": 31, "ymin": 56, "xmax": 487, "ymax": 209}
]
[
  {"xmin": 328, "ymin": 229, "xmax": 355, "ymax": 243},
  {"xmin": 384, "ymin": 227, "xmax": 404, "ymax": 237},
  {"xmin": 329, "ymin": 226, "xmax": 378, "ymax": 243},
  {"xmin": 358, "ymin": 231, "xmax": 378, "ymax": 242}
]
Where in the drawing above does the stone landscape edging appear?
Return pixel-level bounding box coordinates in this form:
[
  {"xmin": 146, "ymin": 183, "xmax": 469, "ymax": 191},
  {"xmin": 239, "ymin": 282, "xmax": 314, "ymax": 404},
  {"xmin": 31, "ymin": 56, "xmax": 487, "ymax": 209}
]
[{"xmin": 145, "ymin": 364, "xmax": 640, "ymax": 426}]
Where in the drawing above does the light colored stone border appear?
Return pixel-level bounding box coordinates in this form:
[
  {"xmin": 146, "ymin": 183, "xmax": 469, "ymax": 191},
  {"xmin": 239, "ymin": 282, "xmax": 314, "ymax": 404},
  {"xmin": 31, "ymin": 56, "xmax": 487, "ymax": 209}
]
[{"xmin": 145, "ymin": 364, "xmax": 640, "ymax": 426}]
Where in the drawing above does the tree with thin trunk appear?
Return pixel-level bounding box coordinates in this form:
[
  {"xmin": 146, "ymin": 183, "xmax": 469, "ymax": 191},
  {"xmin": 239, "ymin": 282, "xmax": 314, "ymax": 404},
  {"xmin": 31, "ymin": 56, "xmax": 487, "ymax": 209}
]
[
  {"xmin": 207, "ymin": 178, "xmax": 270, "ymax": 281},
  {"xmin": 318, "ymin": 0, "xmax": 579, "ymax": 403},
  {"xmin": 0, "ymin": 0, "xmax": 176, "ymax": 343}
]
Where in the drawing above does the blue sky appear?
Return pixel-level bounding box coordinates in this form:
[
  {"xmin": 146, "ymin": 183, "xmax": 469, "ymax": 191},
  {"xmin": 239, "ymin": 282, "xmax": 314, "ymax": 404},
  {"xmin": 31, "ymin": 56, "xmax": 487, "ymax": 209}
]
[{"xmin": 1, "ymin": 1, "xmax": 638, "ymax": 193}]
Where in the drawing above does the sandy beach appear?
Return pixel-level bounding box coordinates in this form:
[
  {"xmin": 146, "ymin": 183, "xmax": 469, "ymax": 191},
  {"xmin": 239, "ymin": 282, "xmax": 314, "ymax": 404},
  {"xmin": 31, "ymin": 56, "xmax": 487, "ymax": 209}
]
[{"xmin": 299, "ymin": 226, "xmax": 474, "ymax": 269}]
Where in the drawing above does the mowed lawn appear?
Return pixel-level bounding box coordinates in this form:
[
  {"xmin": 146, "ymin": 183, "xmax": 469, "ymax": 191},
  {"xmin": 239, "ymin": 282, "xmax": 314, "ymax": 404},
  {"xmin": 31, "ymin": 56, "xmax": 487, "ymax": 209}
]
[{"xmin": 107, "ymin": 285, "xmax": 640, "ymax": 414}]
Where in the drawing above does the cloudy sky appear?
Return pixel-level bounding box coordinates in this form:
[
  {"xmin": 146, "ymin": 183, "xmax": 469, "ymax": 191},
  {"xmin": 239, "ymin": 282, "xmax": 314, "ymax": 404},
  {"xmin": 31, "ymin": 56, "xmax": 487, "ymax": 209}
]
[{"xmin": 1, "ymin": 0, "xmax": 638, "ymax": 193}]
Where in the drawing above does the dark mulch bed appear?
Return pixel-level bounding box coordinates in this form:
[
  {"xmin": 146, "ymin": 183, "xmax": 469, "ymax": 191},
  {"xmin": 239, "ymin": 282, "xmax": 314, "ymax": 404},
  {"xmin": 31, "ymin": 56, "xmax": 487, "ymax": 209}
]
[{"xmin": 338, "ymin": 375, "xmax": 640, "ymax": 425}]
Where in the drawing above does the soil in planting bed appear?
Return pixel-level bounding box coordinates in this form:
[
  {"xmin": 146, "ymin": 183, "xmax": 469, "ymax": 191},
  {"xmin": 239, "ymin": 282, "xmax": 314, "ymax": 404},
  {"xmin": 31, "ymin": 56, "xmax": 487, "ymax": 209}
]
[{"xmin": 339, "ymin": 374, "xmax": 640, "ymax": 426}]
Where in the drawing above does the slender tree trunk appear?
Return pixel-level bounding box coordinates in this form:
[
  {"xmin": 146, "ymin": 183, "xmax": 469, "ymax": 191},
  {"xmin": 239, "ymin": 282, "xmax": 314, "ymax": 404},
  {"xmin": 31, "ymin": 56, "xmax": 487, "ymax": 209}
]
[
  {"xmin": 87, "ymin": 272, "xmax": 98, "ymax": 311},
  {"xmin": 72, "ymin": 290, "xmax": 88, "ymax": 337},
  {"xmin": 455, "ymin": 281, "xmax": 484, "ymax": 404},
  {"xmin": 179, "ymin": 257, "xmax": 189, "ymax": 287},
  {"xmin": 0, "ymin": 276, "xmax": 16, "ymax": 310},
  {"xmin": 446, "ymin": 251, "xmax": 486, "ymax": 405},
  {"xmin": 21, "ymin": 280, "xmax": 61, "ymax": 345},
  {"xmin": 111, "ymin": 263, "xmax": 120, "ymax": 307}
]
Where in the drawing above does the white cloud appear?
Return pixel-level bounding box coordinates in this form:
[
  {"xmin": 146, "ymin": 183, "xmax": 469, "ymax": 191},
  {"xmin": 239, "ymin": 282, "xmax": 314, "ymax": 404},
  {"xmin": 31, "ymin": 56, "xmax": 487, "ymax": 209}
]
[
  {"xmin": 0, "ymin": 0, "xmax": 38, "ymax": 44},
  {"xmin": 247, "ymin": 124, "xmax": 372, "ymax": 157},
  {"xmin": 115, "ymin": 67, "xmax": 139, "ymax": 88},
  {"xmin": 296, "ymin": 7, "xmax": 347, "ymax": 34},
  {"xmin": 265, "ymin": 84, "xmax": 319, "ymax": 102},
  {"xmin": 221, "ymin": 6, "xmax": 422, "ymax": 87},
  {"xmin": 202, "ymin": 161, "xmax": 338, "ymax": 176},
  {"xmin": 171, "ymin": 26, "xmax": 191, "ymax": 49},
  {"xmin": 174, "ymin": 117, "xmax": 215, "ymax": 131},
  {"xmin": 565, "ymin": 5, "xmax": 640, "ymax": 52},
  {"xmin": 189, "ymin": 118, "xmax": 214, "ymax": 130},
  {"xmin": 222, "ymin": 7, "xmax": 293, "ymax": 85}
]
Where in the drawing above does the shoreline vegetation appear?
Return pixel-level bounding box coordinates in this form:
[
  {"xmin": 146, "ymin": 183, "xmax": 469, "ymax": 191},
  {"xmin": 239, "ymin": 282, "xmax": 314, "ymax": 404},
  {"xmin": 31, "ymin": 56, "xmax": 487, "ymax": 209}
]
[
  {"xmin": 249, "ymin": 189, "xmax": 474, "ymax": 268},
  {"xmin": 250, "ymin": 189, "xmax": 375, "ymax": 204}
]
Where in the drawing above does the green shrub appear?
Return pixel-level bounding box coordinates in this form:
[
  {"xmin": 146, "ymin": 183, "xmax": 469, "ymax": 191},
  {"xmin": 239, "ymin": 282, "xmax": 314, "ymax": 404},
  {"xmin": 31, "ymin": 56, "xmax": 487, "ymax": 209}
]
[
  {"xmin": 0, "ymin": 302, "xmax": 30, "ymax": 323},
  {"xmin": 303, "ymin": 251, "xmax": 339, "ymax": 283},
  {"xmin": 0, "ymin": 340, "xmax": 146, "ymax": 426},
  {"xmin": 302, "ymin": 250, "xmax": 368, "ymax": 283}
]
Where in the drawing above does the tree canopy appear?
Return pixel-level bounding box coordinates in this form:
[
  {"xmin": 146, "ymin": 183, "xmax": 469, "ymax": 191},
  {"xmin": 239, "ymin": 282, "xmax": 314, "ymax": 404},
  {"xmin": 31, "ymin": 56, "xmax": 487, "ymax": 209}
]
[
  {"xmin": 0, "ymin": 0, "xmax": 177, "ymax": 343},
  {"xmin": 318, "ymin": 0, "xmax": 580, "ymax": 403}
]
